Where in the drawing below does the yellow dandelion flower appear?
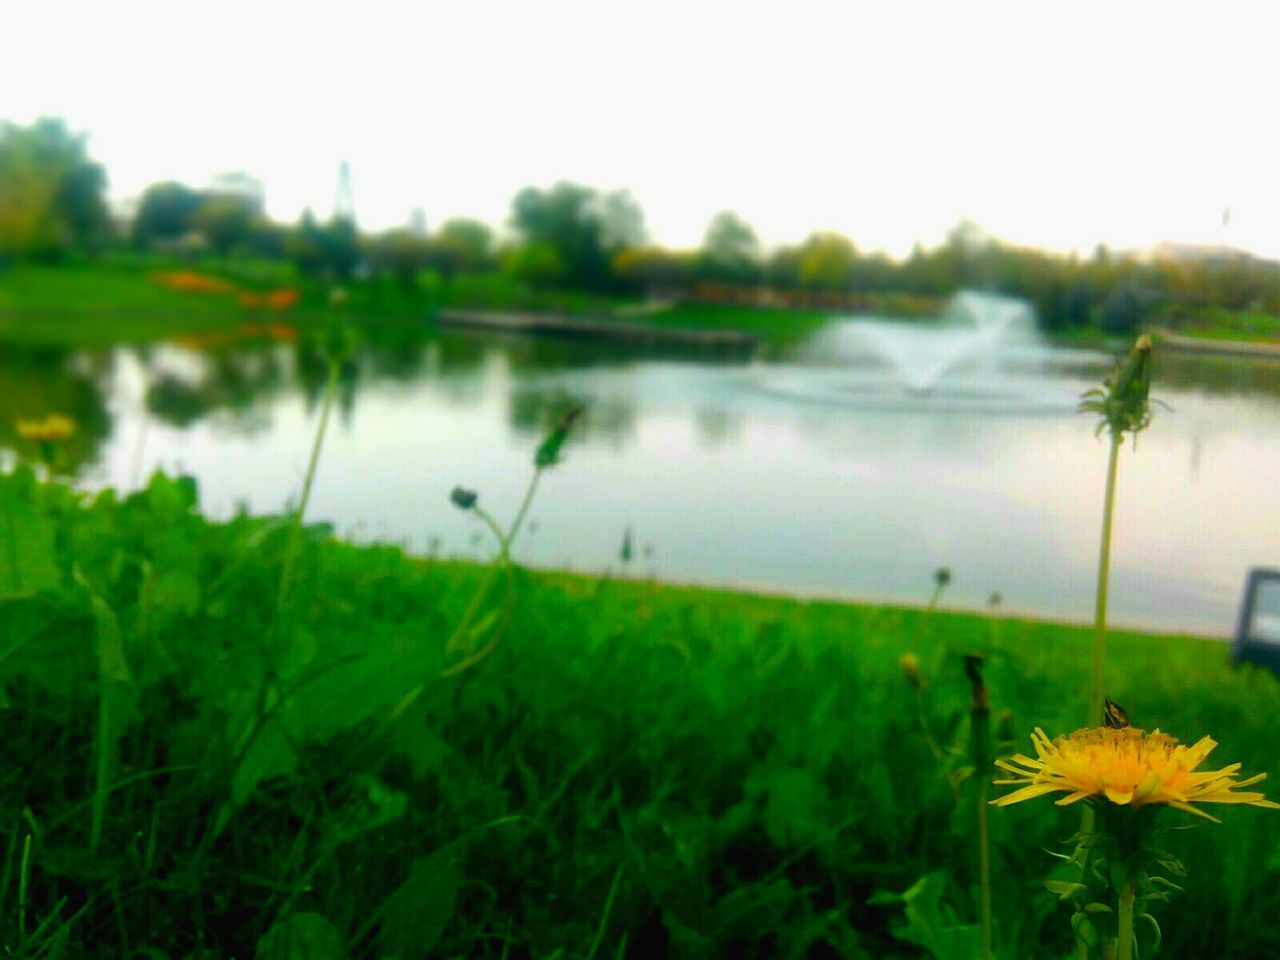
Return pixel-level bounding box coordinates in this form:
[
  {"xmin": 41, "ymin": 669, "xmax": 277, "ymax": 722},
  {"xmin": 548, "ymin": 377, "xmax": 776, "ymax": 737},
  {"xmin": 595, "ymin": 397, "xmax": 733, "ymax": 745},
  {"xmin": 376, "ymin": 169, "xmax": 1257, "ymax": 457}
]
[
  {"xmin": 15, "ymin": 414, "xmax": 77, "ymax": 443},
  {"xmin": 992, "ymin": 726, "xmax": 1280, "ymax": 823}
]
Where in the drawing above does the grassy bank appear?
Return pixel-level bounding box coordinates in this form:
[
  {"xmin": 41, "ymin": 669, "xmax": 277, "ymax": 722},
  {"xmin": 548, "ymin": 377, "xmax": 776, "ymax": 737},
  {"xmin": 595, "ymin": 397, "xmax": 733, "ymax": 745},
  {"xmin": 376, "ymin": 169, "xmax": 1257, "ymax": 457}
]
[
  {"xmin": 639, "ymin": 302, "xmax": 831, "ymax": 346},
  {"xmin": 1, "ymin": 260, "xmax": 826, "ymax": 350},
  {"xmin": 2, "ymin": 467, "xmax": 1279, "ymax": 958}
]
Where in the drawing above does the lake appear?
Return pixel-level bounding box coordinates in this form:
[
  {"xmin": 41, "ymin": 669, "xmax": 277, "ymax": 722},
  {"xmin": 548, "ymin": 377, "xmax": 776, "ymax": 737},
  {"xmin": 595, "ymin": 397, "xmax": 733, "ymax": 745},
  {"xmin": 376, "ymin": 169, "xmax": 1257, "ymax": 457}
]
[{"xmin": 5, "ymin": 320, "xmax": 1279, "ymax": 635}]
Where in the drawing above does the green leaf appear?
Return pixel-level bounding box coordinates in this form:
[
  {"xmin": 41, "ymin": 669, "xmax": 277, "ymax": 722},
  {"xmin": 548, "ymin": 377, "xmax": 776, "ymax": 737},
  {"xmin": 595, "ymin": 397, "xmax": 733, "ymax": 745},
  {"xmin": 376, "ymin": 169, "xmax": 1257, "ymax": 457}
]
[
  {"xmin": 759, "ymin": 767, "xmax": 831, "ymax": 848},
  {"xmin": 74, "ymin": 567, "xmax": 138, "ymax": 852},
  {"xmin": 256, "ymin": 912, "xmax": 346, "ymax": 960},
  {"xmin": 883, "ymin": 871, "xmax": 981, "ymax": 960},
  {"xmin": 1083, "ymin": 902, "xmax": 1113, "ymax": 914},
  {"xmin": 1071, "ymin": 912, "xmax": 1098, "ymax": 948},
  {"xmin": 377, "ymin": 848, "xmax": 461, "ymax": 959},
  {"xmin": 1140, "ymin": 913, "xmax": 1161, "ymax": 952},
  {"xmin": 1044, "ymin": 880, "xmax": 1088, "ymax": 902},
  {"xmin": 231, "ymin": 716, "xmax": 299, "ymax": 806}
]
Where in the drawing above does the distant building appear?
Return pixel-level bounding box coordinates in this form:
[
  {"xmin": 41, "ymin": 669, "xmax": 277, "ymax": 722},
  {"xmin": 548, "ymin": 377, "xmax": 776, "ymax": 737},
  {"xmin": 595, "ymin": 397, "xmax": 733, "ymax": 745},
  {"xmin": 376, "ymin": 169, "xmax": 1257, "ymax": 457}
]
[
  {"xmin": 409, "ymin": 208, "xmax": 428, "ymax": 236},
  {"xmin": 1150, "ymin": 242, "xmax": 1256, "ymax": 266},
  {"xmin": 207, "ymin": 172, "xmax": 266, "ymax": 216}
]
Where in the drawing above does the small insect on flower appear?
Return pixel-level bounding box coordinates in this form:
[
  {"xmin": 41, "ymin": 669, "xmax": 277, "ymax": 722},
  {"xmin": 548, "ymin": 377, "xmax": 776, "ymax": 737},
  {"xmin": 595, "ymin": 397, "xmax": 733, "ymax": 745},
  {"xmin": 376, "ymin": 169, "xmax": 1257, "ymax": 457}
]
[
  {"xmin": 1103, "ymin": 696, "xmax": 1131, "ymax": 730},
  {"xmin": 992, "ymin": 726, "xmax": 1280, "ymax": 822}
]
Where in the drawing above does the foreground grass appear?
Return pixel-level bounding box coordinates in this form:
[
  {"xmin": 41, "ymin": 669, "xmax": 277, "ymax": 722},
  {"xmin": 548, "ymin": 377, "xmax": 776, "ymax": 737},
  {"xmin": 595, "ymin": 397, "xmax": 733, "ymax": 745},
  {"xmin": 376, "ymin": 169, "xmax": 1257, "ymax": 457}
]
[{"xmin": 2, "ymin": 471, "xmax": 1280, "ymax": 958}]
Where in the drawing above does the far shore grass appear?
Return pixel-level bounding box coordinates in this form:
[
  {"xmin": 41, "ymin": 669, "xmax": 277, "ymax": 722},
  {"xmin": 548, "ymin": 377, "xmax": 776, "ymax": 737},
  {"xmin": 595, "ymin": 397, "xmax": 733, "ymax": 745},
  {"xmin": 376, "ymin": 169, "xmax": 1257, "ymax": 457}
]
[{"xmin": 4, "ymin": 256, "xmax": 1280, "ymax": 353}]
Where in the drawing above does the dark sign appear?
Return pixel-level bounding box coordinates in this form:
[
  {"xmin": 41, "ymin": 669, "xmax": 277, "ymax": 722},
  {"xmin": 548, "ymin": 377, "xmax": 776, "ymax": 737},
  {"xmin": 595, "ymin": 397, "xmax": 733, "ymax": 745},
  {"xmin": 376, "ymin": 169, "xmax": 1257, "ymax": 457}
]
[{"xmin": 1232, "ymin": 568, "xmax": 1280, "ymax": 674}]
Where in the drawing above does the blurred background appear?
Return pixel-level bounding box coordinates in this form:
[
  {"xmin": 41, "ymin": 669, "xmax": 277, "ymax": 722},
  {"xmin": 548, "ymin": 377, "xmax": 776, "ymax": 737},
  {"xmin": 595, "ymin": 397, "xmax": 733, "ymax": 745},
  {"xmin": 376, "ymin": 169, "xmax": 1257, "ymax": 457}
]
[{"xmin": 3, "ymin": 0, "xmax": 1278, "ymax": 634}]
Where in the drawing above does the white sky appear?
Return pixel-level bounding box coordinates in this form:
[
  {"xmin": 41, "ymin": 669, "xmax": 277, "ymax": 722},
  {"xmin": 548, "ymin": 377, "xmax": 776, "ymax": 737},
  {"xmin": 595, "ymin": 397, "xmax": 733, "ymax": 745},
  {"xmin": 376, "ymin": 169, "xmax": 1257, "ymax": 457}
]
[{"xmin": 6, "ymin": 0, "xmax": 1278, "ymax": 258}]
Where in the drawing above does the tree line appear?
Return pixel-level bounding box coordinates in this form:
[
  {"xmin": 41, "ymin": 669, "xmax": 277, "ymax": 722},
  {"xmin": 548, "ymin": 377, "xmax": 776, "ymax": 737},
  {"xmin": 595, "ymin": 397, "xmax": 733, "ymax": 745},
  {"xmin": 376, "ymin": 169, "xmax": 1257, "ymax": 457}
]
[{"xmin": 4, "ymin": 117, "xmax": 1280, "ymax": 334}]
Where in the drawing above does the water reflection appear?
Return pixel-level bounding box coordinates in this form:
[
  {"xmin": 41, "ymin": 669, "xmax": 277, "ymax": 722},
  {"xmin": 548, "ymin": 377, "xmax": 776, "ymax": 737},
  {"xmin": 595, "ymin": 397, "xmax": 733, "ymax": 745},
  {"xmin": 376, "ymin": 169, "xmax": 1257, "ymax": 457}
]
[
  {"xmin": 0, "ymin": 345, "xmax": 113, "ymax": 474},
  {"xmin": 1, "ymin": 322, "xmax": 1278, "ymax": 634}
]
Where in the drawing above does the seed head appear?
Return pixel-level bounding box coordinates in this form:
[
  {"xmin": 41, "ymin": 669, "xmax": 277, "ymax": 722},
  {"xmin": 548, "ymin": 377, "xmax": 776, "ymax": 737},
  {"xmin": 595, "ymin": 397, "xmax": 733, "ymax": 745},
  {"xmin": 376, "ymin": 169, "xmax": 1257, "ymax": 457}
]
[{"xmin": 449, "ymin": 486, "xmax": 478, "ymax": 510}]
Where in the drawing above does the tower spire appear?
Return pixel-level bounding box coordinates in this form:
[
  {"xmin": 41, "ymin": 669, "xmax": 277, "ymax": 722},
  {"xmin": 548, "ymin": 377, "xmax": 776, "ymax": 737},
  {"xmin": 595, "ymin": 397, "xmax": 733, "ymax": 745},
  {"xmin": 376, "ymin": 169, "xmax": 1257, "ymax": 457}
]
[{"xmin": 335, "ymin": 160, "xmax": 355, "ymax": 223}]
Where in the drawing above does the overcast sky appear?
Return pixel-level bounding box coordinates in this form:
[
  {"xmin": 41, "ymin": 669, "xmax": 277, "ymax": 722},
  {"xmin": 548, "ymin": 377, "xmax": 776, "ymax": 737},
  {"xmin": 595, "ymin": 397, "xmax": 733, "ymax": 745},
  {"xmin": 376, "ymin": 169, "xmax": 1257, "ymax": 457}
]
[{"xmin": 6, "ymin": 1, "xmax": 1277, "ymax": 258}]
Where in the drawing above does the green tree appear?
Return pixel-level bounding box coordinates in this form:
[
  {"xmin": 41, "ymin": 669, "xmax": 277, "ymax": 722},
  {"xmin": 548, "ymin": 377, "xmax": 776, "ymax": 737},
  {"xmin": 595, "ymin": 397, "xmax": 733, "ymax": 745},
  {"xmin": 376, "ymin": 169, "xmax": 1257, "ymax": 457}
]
[
  {"xmin": 133, "ymin": 182, "xmax": 203, "ymax": 246},
  {"xmin": 798, "ymin": 232, "xmax": 856, "ymax": 290},
  {"xmin": 592, "ymin": 190, "xmax": 646, "ymax": 252},
  {"xmin": 434, "ymin": 218, "xmax": 494, "ymax": 275},
  {"xmin": 1099, "ymin": 286, "xmax": 1145, "ymax": 335},
  {"xmin": 502, "ymin": 241, "xmax": 565, "ymax": 290},
  {"xmin": 612, "ymin": 246, "xmax": 691, "ymax": 295},
  {"xmin": 765, "ymin": 245, "xmax": 803, "ymax": 289},
  {"xmin": 510, "ymin": 182, "xmax": 612, "ymax": 290},
  {"xmin": 191, "ymin": 196, "xmax": 255, "ymax": 256},
  {"xmin": 287, "ymin": 213, "xmax": 361, "ymax": 282},
  {"xmin": 286, "ymin": 210, "xmax": 326, "ymax": 278},
  {"xmin": 701, "ymin": 211, "xmax": 760, "ymax": 283},
  {"xmin": 0, "ymin": 118, "xmax": 108, "ymax": 258},
  {"xmin": 370, "ymin": 229, "xmax": 433, "ymax": 289}
]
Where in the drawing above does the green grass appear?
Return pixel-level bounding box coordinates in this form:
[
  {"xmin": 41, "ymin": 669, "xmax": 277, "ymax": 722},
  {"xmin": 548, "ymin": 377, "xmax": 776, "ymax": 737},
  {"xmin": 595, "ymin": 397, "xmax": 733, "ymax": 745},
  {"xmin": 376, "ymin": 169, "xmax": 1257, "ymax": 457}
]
[
  {"xmin": 0, "ymin": 259, "xmax": 846, "ymax": 351},
  {"xmin": 0, "ymin": 261, "xmax": 251, "ymax": 345},
  {"xmin": 3, "ymin": 466, "xmax": 1279, "ymax": 958},
  {"xmin": 640, "ymin": 302, "xmax": 832, "ymax": 346},
  {"xmin": 1166, "ymin": 307, "xmax": 1280, "ymax": 343}
]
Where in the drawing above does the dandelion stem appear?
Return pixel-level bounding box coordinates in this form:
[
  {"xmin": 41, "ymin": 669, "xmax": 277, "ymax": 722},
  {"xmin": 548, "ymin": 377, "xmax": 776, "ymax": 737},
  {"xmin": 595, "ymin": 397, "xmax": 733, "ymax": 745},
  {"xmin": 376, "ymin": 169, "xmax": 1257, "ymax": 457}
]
[
  {"xmin": 964, "ymin": 655, "xmax": 992, "ymax": 959},
  {"xmin": 276, "ymin": 356, "xmax": 340, "ymax": 629},
  {"xmin": 1090, "ymin": 431, "xmax": 1122, "ymax": 727},
  {"xmin": 507, "ymin": 468, "xmax": 543, "ymax": 549},
  {"xmin": 976, "ymin": 764, "xmax": 992, "ymax": 960},
  {"xmin": 1115, "ymin": 878, "xmax": 1136, "ymax": 960}
]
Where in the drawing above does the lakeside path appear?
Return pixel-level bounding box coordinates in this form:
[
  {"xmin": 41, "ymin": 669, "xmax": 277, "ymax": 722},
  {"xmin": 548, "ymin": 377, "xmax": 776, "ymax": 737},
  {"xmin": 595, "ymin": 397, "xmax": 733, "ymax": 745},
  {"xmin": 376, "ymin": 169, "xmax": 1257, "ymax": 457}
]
[
  {"xmin": 1152, "ymin": 326, "xmax": 1280, "ymax": 359},
  {"xmin": 436, "ymin": 307, "xmax": 761, "ymax": 349}
]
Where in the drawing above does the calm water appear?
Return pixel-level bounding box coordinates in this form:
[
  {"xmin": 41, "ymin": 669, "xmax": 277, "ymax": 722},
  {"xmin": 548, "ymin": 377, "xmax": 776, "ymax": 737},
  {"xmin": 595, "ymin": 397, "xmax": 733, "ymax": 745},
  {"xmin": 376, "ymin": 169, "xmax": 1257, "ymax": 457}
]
[{"xmin": 6, "ymin": 324, "xmax": 1280, "ymax": 635}]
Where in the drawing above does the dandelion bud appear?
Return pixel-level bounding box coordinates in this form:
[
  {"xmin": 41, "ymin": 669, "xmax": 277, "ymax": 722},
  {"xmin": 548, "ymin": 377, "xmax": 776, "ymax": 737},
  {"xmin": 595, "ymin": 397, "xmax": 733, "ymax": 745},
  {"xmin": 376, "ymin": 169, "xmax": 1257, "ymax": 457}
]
[
  {"xmin": 1080, "ymin": 333, "xmax": 1161, "ymax": 441},
  {"xmin": 535, "ymin": 405, "xmax": 585, "ymax": 469},
  {"xmin": 449, "ymin": 486, "xmax": 478, "ymax": 510},
  {"xmin": 934, "ymin": 567, "xmax": 952, "ymax": 588},
  {"xmin": 899, "ymin": 652, "xmax": 922, "ymax": 688}
]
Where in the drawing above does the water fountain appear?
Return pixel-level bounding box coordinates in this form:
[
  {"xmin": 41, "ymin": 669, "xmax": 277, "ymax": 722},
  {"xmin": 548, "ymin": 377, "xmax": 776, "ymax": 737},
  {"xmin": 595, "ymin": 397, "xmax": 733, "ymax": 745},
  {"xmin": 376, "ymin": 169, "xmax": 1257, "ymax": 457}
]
[{"xmin": 746, "ymin": 291, "xmax": 1085, "ymax": 414}]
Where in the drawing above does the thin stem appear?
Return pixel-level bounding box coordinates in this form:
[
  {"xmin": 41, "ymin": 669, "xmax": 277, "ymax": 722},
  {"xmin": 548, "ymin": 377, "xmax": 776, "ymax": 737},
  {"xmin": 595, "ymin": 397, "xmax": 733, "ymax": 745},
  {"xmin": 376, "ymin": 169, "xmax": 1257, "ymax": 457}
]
[
  {"xmin": 506, "ymin": 468, "xmax": 542, "ymax": 549},
  {"xmin": 1115, "ymin": 879, "xmax": 1136, "ymax": 960},
  {"xmin": 977, "ymin": 778, "xmax": 991, "ymax": 960},
  {"xmin": 18, "ymin": 833, "xmax": 30, "ymax": 948},
  {"xmin": 1090, "ymin": 432, "xmax": 1122, "ymax": 727},
  {"xmin": 276, "ymin": 357, "xmax": 340, "ymax": 629}
]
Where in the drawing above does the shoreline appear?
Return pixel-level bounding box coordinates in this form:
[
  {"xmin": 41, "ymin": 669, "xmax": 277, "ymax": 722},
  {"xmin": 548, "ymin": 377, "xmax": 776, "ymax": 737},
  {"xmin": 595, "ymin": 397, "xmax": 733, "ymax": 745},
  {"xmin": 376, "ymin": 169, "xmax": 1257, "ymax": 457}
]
[
  {"xmin": 1151, "ymin": 326, "xmax": 1280, "ymax": 359},
  {"xmin": 435, "ymin": 306, "xmax": 760, "ymax": 349}
]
